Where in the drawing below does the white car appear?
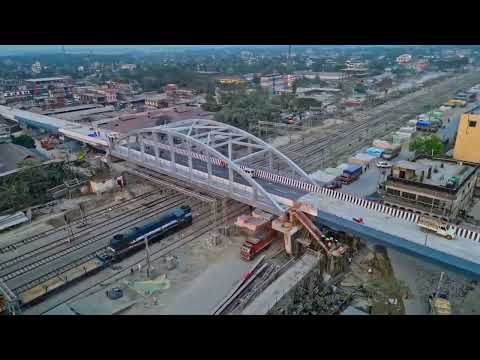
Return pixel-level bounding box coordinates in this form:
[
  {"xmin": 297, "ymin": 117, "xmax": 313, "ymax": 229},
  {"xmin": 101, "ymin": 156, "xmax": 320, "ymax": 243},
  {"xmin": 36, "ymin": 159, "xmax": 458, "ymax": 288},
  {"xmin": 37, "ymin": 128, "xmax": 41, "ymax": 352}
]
[{"xmin": 376, "ymin": 161, "xmax": 392, "ymax": 168}]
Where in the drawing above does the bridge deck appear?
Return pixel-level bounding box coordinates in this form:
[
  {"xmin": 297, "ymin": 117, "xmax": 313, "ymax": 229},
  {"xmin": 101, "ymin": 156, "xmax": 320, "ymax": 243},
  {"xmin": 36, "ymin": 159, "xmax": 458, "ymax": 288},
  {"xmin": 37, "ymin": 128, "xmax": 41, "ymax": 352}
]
[{"xmin": 297, "ymin": 192, "xmax": 480, "ymax": 278}]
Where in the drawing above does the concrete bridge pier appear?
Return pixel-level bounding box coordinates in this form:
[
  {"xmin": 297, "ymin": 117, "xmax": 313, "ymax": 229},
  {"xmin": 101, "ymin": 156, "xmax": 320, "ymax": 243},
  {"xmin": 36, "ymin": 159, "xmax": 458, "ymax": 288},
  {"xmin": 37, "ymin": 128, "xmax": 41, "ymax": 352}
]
[{"xmin": 272, "ymin": 217, "xmax": 301, "ymax": 256}]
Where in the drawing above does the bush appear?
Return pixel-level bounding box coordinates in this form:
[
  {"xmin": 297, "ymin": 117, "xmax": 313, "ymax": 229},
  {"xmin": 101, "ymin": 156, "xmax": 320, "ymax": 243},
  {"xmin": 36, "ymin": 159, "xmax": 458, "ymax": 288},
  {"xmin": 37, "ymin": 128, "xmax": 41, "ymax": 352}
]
[{"xmin": 11, "ymin": 134, "xmax": 35, "ymax": 149}]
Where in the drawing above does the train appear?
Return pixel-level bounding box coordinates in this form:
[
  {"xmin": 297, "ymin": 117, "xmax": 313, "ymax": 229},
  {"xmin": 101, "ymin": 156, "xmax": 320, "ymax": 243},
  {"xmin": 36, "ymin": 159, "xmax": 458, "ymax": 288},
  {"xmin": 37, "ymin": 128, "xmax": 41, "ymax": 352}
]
[
  {"xmin": 104, "ymin": 205, "xmax": 193, "ymax": 261},
  {"xmin": 0, "ymin": 206, "xmax": 193, "ymax": 314}
]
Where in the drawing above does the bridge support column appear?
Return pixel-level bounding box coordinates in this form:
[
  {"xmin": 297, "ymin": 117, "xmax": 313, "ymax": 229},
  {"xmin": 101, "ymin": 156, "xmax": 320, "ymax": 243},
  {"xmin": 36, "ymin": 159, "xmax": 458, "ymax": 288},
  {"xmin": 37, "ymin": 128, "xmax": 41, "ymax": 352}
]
[
  {"xmin": 272, "ymin": 218, "xmax": 301, "ymax": 257},
  {"xmin": 207, "ymin": 153, "xmax": 212, "ymax": 185},
  {"xmin": 168, "ymin": 134, "xmax": 176, "ymax": 172},
  {"xmin": 139, "ymin": 135, "xmax": 145, "ymax": 163},
  {"xmin": 187, "ymin": 139, "xmax": 193, "ymax": 181},
  {"xmin": 154, "ymin": 134, "xmax": 160, "ymax": 163},
  {"xmin": 228, "ymin": 141, "xmax": 234, "ymax": 192}
]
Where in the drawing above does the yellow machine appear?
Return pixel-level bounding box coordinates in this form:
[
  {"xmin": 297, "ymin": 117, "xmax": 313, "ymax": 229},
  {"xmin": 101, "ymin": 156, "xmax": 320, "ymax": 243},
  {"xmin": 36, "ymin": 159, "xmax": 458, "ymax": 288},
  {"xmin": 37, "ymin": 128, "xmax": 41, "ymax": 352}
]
[{"xmin": 445, "ymin": 99, "xmax": 466, "ymax": 107}]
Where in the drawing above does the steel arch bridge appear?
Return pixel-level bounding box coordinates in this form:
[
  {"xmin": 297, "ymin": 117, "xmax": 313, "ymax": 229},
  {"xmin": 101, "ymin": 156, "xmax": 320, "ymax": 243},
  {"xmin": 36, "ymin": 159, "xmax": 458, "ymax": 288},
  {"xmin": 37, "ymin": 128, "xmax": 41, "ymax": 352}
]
[{"xmin": 108, "ymin": 119, "xmax": 315, "ymax": 215}]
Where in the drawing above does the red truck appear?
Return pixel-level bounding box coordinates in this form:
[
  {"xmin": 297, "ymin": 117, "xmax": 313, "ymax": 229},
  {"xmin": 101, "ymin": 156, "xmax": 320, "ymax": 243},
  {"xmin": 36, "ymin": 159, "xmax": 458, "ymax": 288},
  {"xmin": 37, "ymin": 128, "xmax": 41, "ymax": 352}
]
[{"xmin": 240, "ymin": 229, "xmax": 275, "ymax": 261}]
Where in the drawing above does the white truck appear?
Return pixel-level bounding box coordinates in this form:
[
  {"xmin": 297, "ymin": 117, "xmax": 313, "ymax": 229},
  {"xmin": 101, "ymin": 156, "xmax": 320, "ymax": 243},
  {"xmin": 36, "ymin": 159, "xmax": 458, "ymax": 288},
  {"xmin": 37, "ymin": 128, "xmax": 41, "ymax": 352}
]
[{"xmin": 417, "ymin": 216, "xmax": 456, "ymax": 240}]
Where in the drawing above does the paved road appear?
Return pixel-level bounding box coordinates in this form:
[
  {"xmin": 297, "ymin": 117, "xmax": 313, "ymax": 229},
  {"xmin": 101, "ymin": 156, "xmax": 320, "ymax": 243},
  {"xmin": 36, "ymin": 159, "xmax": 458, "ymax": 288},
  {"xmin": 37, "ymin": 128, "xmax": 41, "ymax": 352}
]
[{"xmin": 300, "ymin": 191, "xmax": 480, "ymax": 278}]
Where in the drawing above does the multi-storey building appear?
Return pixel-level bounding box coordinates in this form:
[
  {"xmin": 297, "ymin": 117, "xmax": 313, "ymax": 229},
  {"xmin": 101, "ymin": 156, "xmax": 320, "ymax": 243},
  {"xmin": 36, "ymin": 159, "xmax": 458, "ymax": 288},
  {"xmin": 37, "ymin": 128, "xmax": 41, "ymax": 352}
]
[
  {"xmin": 453, "ymin": 105, "xmax": 480, "ymax": 164},
  {"xmin": 381, "ymin": 157, "xmax": 479, "ymax": 220}
]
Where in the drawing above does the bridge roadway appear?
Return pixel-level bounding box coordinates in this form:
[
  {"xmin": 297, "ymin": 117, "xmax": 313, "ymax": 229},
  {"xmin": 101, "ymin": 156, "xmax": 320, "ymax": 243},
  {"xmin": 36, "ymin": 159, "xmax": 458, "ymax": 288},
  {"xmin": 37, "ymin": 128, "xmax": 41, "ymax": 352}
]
[
  {"xmin": 0, "ymin": 105, "xmax": 110, "ymax": 148},
  {"xmin": 115, "ymin": 145, "xmax": 480, "ymax": 279}
]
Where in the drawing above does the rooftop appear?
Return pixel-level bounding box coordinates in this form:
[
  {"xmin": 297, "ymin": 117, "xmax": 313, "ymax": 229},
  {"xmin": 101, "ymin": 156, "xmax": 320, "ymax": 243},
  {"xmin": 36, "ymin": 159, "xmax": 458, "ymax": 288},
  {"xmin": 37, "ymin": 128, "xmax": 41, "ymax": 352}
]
[
  {"xmin": 25, "ymin": 77, "xmax": 69, "ymax": 83},
  {"xmin": 0, "ymin": 143, "xmax": 46, "ymax": 173},
  {"xmin": 393, "ymin": 158, "xmax": 477, "ymax": 189},
  {"xmin": 41, "ymin": 104, "xmax": 103, "ymax": 115},
  {"xmin": 99, "ymin": 107, "xmax": 213, "ymax": 134},
  {"xmin": 466, "ymin": 104, "xmax": 480, "ymax": 115},
  {"xmin": 145, "ymin": 93, "xmax": 169, "ymax": 101},
  {"xmin": 394, "ymin": 160, "xmax": 427, "ymax": 172}
]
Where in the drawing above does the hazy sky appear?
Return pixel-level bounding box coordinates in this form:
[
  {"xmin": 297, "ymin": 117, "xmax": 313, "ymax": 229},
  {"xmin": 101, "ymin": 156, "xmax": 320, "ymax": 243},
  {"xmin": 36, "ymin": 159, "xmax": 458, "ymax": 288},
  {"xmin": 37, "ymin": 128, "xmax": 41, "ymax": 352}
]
[{"xmin": 0, "ymin": 45, "xmax": 278, "ymax": 56}]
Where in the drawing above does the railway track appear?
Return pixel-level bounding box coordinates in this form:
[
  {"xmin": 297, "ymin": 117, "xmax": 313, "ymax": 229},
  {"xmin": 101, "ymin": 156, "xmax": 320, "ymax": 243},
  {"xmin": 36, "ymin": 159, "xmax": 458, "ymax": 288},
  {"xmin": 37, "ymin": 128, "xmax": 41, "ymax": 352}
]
[
  {"xmin": 252, "ymin": 71, "xmax": 480, "ymax": 173},
  {"xmin": 0, "ymin": 194, "xmax": 194, "ymax": 286},
  {"xmin": 10, "ymin": 197, "xmax": 213, "ymax": 295},
  {"xmin": 0, "ymin": 191, "xmax": 183, "ymax": 274},
  {"xmin": 0, "ymin": 189, "xmax": 162, "ymax": 255},
  {"xmin": 21, "ymin": 201, "xmax": 248, "ymax": 314}
]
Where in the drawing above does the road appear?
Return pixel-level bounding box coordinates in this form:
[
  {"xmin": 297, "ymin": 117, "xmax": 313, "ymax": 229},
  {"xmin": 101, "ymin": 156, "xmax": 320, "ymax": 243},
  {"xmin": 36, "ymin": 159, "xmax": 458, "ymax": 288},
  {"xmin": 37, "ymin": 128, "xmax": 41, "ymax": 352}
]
[{"xmin": 299, "ymin": 190, "xmax": 480, "ymax": 278}]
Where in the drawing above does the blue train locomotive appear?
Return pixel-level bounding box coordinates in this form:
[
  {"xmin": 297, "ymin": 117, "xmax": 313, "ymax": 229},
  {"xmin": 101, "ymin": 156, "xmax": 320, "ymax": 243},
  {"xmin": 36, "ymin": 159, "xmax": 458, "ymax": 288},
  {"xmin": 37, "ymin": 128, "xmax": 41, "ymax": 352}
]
[{"xmin": 105, "ymin": 205, "xmax": 192, "ymax": 260}]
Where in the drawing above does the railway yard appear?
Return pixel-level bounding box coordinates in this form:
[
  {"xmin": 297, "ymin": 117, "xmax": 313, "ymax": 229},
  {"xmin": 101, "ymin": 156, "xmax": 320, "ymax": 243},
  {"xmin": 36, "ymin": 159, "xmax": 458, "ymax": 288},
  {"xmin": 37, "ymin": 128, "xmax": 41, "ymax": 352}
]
[
  {"xmin": 257, "ymin": 71, "xmax": 480, "ymax": 173},
  {"xmin": 2, "ymin": 67, "xmax": 480, "ymax": 316}
]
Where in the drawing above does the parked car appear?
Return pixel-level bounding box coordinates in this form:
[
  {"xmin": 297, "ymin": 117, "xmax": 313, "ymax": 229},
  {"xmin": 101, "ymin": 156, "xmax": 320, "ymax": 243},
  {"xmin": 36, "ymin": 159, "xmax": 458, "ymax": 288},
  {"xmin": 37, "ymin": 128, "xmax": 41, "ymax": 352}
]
[
  {"xmin": 324, "ymin": 181, "xmax": 342, "ymax": 190},
  {"xmin": 376, "ymin": 161, "xmax": 392, "ymax": 168}
]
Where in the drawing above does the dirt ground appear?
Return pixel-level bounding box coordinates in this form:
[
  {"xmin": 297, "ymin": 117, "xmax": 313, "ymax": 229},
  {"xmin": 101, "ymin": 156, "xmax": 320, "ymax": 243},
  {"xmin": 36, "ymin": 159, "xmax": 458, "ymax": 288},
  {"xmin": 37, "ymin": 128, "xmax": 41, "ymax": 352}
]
[{"xmin": 65, "ymin": 227, "xmax": 286, "ymax": 315}]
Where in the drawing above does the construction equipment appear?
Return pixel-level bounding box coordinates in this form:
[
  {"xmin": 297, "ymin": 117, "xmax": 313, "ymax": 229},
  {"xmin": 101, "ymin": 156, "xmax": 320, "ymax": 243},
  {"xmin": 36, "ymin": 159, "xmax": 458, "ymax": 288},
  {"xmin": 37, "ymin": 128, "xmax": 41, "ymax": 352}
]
[
  {"xmin": 428, "ymin": 272, "xmax": 451, "ymax": 315},
  {"xmin": 417, "ymin": 215, "xmax": 456, "ymax": 240},
  {"xmin": 289, "ymin": 206, "xmax": 331, "ymax": 254},
  {"xmin": 444, "ymin": 99, "xmax": 466, "ymax": 108}
]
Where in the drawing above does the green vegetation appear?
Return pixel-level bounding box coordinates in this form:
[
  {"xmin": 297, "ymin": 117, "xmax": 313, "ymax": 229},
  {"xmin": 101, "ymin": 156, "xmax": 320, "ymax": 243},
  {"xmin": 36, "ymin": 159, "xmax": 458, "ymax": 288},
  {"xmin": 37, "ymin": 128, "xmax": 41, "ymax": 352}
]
[
  {"xmin": 11, "ymin": 134, "xmax": 35, "ymax": 149},
  {"xmin": 409, "ymin": 135, "xmax": 445, "ymax": 157},
  {"xmin": 201, "ymin": 93, "xmax": 221, "ymax": 112},
  {"xmin": 214, "ymin": 90, "xmax": 280, "ymax": 131},
  {"xmin": 0, "ymin": 160, "xmax": 70, "ymax": 213}
]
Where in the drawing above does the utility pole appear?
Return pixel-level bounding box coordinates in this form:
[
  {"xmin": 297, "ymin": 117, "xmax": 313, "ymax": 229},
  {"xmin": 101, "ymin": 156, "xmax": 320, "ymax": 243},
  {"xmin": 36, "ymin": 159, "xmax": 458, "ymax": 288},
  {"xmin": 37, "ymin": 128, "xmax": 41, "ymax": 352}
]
[
  {"xmin": 144, "ymin": 236, "xmax": 151, "ymax": 279},
  {"xmin": 435, "ymin": 272, "xmax": 445, "ymax": 296}
]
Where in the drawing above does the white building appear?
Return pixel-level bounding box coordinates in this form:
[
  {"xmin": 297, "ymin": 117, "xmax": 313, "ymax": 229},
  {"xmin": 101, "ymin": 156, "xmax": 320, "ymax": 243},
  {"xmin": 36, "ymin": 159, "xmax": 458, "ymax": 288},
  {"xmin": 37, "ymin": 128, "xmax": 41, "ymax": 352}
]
[
  {"xmin": 396, "ymin": 54, "xmax": 412, "ymax": 64},
  {"xmin": 120, "ymin": 64, "xmax": 137, "ymax": 71},
  {"xmin": 31, "ymin": 61, "xmax": 42, "ymax": 74}
]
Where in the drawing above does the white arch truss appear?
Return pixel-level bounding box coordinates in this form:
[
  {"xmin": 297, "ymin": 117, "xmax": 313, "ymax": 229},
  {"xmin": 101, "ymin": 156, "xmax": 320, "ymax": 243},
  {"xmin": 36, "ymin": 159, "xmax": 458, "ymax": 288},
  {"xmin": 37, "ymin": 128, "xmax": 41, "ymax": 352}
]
[{"xmin": 109, "ymin": 119, "xmax": 315, "ymax": 214}]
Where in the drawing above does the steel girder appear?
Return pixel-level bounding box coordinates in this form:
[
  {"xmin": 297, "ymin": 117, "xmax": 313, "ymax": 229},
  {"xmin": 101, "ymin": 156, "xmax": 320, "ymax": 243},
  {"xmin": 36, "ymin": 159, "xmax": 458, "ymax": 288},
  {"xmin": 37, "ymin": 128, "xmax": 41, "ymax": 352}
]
[{"xmin": 110, "ymin": 119, "xmax": 314, "ymax": 214}]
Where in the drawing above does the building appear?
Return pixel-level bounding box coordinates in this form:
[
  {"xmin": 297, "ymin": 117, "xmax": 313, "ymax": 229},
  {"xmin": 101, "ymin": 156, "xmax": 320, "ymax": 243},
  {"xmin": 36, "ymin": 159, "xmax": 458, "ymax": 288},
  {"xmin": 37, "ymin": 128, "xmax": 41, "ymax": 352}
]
[
  {"xmin": 416, "ymin": 59, "xmax": 429, "ymax": 72},
  {"xmin": 31, "ymin": 61, "xmax": 42, "ymax": 74},
  {"xmin": 396, "ymin": 54, "xmax": 412, "ymax": 64},
  {"xmin": 1, "ymin": 90, "xmax": 32, "ymax": 104},
  {"xmin": 120, "ymin": 64, "xmax": 137, "ymax": 71},
  {"xmin": 453, "ymin": 106, "xmax": 480, "ymax": 164},
  {"xmin": 381, "ymin": 158, "xmax": 479, "ymax": 220},
  {"xmin": 144, "ymin": 93, "xmax": 169, "ymax": 109},
  {"xmin": 260, "ymin": 74, "xmax": 295, "ymax": 93},
  {"xmin": 25, "ymin": 77, "xmax": 74, "ymax": 108}
]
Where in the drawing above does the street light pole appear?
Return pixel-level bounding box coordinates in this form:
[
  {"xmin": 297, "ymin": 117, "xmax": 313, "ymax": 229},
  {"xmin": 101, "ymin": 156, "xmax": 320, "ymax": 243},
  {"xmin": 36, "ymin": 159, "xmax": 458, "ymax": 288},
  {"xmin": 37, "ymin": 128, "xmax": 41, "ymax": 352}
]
[{"xmin": 144, "ymin": 236, "xmax": 151, "ymax": 279}]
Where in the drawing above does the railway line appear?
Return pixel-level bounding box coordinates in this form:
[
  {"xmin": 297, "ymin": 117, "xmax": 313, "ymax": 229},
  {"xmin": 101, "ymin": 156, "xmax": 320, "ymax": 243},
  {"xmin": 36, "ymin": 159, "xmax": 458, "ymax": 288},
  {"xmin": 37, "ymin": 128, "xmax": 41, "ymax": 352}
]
[
  {"xmin": 0, "ymin": 191, "xmax": 184, "ymax": 275},
  {"xmin": 252, "ymin": 71, "xmax": 480, "ymax": 173},
  {"xmin": 10, "ymin": 198, "xmax": 208, "ymax": 294},
  {"xmin": 1, "ymin": 194, "xmax": 200, "ymax": 289},
  {"xmin": 0, "ymin": 189, "xmax": 161, "ymax": 255},
  {"xmin": 18, "ymin": 200, "xmax": 248, "ymax": 314}
]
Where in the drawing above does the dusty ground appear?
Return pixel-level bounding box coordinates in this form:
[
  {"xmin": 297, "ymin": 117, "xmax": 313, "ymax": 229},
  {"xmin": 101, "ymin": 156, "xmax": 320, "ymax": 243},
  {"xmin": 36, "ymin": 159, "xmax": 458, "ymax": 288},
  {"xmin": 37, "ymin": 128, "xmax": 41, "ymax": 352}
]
[
  {"xmin": 388, "ymin": 248, "xmax": 480, "ymax": 315},
  {"xmin": 62, "ymin": 227, "xmax": 285, "ymax": 315}
]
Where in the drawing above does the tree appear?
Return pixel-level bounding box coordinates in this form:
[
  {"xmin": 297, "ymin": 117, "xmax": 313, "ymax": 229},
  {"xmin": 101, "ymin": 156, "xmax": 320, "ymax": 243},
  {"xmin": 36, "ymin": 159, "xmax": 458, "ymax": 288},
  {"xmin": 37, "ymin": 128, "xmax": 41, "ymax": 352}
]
[
  {"xmin": 291, "ymin": 80, "xmax": 298, "ymax": 95},
  {"xmin": 409, "ymin": 135, "xmax": 445, "ymax": 157},
  {"xmin": 11, "ymin": 134, "xmax": 35, "ymax": 149}
]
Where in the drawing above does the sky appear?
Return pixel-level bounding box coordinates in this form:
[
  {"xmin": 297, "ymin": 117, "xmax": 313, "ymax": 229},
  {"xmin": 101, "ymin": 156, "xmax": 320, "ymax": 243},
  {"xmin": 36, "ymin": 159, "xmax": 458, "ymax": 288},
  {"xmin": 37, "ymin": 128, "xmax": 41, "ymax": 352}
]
[{"xmin": 0, "ymin": 45, "xmax": 269, "ymax": 56}]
